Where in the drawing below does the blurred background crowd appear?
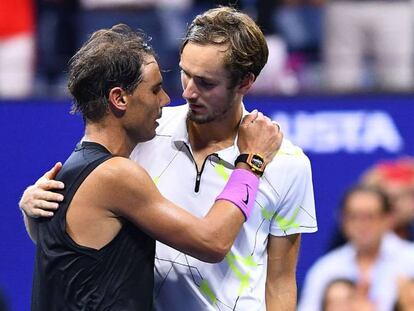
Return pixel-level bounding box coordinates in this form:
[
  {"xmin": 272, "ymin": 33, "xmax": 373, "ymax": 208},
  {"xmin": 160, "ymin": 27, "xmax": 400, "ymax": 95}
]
[
  {"xmin": 1, "ymin": 0, "xmax": 414, "ymax": 99},
  {"xmin": 300, "ymin": 158, "xmax": 414, "ymax": 311},
  {"xmin": 1, "ymin": 1, "xmax": 414, "ymax": 310}
]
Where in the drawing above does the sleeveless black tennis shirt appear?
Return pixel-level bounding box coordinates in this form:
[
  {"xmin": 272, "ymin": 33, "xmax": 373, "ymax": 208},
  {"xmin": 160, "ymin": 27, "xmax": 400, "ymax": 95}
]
[{"xmin": 32, "ymin": 141, "xmax": 155, "ymax": 310}]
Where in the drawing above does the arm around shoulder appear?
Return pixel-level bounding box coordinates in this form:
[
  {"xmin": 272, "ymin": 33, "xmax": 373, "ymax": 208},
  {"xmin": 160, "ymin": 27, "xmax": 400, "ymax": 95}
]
[
  {"xmin": 100, "ymin": 157, "xmax": 248, "ymax": 263},
  {"xmin": 18, "ymin": 165, "xmax": 65, "ymax": 243}
]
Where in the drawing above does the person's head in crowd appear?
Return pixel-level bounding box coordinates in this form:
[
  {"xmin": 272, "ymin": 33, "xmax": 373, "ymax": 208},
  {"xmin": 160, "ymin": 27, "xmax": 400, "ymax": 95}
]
[
  {"xmin": 361, "ymin": 158, "xmax": 414, "ymax": 240},
  {"xmin": 323, "ymin": 278, "xmax": 377, "ymax": 311},
  {"xmin": 395, "ymin": 277, "xmax": 414, "ymax": 311},
  {"xmin": 340, "ymin": 185, "xmax": 392, "ymax": 253},
  {"xmin": 322, "ymin": 278, "xmax": 356, "ymax": 311}
]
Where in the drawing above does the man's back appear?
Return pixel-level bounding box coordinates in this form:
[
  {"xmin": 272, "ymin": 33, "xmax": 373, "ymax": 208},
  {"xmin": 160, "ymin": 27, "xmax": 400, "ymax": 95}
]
[{"xmin": 32, "ymin": 142, "xmax": 155, "ymax": 311}]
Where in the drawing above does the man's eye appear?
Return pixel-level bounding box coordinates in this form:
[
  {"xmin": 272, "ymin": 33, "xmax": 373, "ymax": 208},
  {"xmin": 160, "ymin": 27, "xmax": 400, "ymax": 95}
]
[{"xmin": 199, "ymin": 79, "xmax": 214, "ymax": 88}]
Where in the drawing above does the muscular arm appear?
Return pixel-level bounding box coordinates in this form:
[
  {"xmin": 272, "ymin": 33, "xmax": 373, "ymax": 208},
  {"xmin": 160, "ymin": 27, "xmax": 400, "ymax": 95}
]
[
  {"xmin": 98, "ymin": 157, "xmax": 250, "ymax": 262},
  {"xmin": 265, "ymin": 234, "xmax": 301, "ymax": 310}
]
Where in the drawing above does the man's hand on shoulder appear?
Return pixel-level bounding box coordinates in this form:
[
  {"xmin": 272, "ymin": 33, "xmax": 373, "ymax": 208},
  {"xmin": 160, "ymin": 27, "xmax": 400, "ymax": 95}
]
[
  {"xmin": 238, "ymin": 110, "xmax": 283, "ymax": 166},
  {"xmin": 19, "ymin": 162, "xmax": 65, "ymax": 218}
]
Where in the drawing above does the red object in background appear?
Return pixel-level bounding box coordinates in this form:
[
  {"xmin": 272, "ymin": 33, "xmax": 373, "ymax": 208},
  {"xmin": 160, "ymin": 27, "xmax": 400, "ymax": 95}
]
[
  {"xmin": 378, "ymin": 159, "xmax": 414, "ymax": 186},
  {"xmin": 0, "ymin": 0, "xmax": 34, "ymax": 38}
]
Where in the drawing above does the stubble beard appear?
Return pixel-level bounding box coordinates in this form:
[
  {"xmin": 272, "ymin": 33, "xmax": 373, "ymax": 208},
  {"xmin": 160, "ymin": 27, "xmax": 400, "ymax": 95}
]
[
  {"xmin": 186, "ymin": 97, "xmax": 236, "ymax": 125},
  {"xmin": 187, "ymin": 109, "xmax": 225, "ymax": 124}
]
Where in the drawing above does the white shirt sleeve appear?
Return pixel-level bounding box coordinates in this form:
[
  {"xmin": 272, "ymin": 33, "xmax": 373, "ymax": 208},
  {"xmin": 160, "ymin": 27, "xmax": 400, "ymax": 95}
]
[{"xmin": 267, "ymin": 147, "xmax": 317, "ymax": 236}]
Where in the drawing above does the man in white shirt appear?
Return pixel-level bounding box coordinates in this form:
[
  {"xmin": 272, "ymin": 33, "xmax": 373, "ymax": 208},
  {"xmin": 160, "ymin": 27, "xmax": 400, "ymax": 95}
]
[
  {"xmin": 20, "ymin": 7, "xmax": 317, "ymax": 310},
  {"xmin": 299, "ymin": 185, "xmax": 414, "ymax": 311}
]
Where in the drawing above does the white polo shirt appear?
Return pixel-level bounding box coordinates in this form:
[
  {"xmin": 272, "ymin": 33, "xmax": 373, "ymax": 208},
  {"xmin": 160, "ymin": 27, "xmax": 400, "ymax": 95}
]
[{"xmin": 131, "ymin": 104, "xmax": 318, "ymax": 310}]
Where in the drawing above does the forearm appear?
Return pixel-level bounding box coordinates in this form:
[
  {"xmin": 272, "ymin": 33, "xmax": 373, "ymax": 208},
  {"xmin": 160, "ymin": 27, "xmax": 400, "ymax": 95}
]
[
  {"xmin": 266, "ymin": 275, "xmax": 297, "ymax": 310},
  {"xmin": 189, "ymin": 168, "xmax": 259, "ymax": 261},
  {"xmin": 152, "ymin": 199, "xmax": 245, "ymax": 263},
  {"xmin": 190, "ymin": 200, "xmax": 246, "ymax": 262},
  {"xmin": 266, "ymin": 234, "xmax": 301, "ymax": 310}
]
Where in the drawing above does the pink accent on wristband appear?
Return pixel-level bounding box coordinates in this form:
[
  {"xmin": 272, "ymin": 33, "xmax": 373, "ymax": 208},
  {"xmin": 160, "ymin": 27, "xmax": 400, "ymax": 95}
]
[{"xmin": 215, "ymin": 168, "xmax": 260, "ymax": 220}]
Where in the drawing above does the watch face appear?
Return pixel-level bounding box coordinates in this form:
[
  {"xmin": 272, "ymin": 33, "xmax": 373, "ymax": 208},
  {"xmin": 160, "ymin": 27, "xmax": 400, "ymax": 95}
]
[
  {"xmin": 251, "ymin": 155, "xmax": 264, "ymax": 169},
  {"xmin": 235, "ymin": 153, "xmax": 265, "ymax": 174}
]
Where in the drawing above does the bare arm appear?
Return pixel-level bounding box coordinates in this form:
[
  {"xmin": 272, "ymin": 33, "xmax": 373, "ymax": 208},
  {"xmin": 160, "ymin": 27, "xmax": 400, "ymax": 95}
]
[
  {"xmin": 19, "ymin": 162, "xmax": 64, "ymax": 243},
  {"xmin": 101, "ymin": 158, "xmax": 246, "ymax": 262},
  {"xmin": 265, "ymin": 234, "xmax": 301, "ymax": 310}
]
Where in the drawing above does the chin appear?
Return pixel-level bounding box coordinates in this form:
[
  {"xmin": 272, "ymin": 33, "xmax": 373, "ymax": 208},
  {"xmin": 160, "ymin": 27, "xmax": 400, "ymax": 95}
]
[
  {"xmin": 187, "ymin": 110, "xmax": 216, "ymax": 124},
  {"xmin": 147, "ymin": 131, "xmax": 157, "ymax": 141},
  {"xmin": 135, "ymin": 130, "xmax": 156, "ymax": 144}
]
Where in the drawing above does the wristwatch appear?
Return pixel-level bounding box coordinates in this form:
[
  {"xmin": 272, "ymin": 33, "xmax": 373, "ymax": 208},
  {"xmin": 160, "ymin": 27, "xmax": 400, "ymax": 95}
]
[{"xmin": 234, "ymin": 153, "xmax": 265, "ymax": 176}]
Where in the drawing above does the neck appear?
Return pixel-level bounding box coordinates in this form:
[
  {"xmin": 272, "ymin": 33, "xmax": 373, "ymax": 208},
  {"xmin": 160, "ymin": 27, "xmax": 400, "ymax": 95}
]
[
  {"xmin": 356, "ymin": 243, "xmax": 380, "ymax": 263},
  {"xmin": 84, "ymin": 119, "xmax": 136, "ymax": 157},
  {"xmin": 187, "ymin": 102, "xmax": 243, "ymax": 152}
]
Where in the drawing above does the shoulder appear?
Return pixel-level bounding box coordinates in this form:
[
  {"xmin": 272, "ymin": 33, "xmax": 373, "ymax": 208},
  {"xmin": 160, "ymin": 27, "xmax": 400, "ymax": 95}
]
[
  {"xmin": 264, "ymin": 138, "xmax": 312, "ymax": 185},
  {"xmin": 277, "ymin": 138, "xmax": 310, "ymax": 168},
  {"xmin": 92, "ymin": 157, "xmax": 155, "ymax": 205},
  {"xmin": 93, "ymin": 157, "xmax": 148, "ymax": 184},
  {"xmin": 89, "ymin": 157, "xmax": 158, "ymax": 216},
  {"xmin": 384, "ymin": 232, "xmax": 414, "ymax": 261}
]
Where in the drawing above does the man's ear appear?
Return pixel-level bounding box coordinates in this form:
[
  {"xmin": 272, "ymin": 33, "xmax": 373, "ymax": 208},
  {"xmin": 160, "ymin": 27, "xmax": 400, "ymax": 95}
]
[
  {"xmin": 237, "ymin": 73, "xmax": 255, "ymax": 95},
  {"xmin": 108, "ymin": 87, "xmax": 127, "ymax": 112}
]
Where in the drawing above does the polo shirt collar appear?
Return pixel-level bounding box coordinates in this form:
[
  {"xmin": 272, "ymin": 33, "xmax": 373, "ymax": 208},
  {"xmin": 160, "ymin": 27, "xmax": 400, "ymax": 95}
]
[{"xmin": 169, "ymin": 104, "xmax": 190, "ymax": 144}]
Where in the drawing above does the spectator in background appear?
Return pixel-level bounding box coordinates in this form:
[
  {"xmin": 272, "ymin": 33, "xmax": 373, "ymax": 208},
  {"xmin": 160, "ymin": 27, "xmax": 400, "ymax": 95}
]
[
  {"xmin": 395, "ymin": 277, "xmax": 414, "ymax": 311},
  {"xmin": 253, "ymin": 0, "xmax": 323, "ymax": 93},
  {"xmin": 322, "ymin": 279, "xmax": 357, "ymax": 311},
  {"xmin": 361, "ymin": 158, "xmax": 414, "ymax": 241},
  {"xmin": 76, "ymin": 0, "xmax": 173, "ymax": 91},
  {"xmin": 155, "ymin": 0, "xmax": 192, "ymax": 94},
  {"xmin": 323, "ymin": 0, "xmax": 413, "ymax": 92},
  {"xmin": 190, "ymin": 0, "xmax": 242, "ymax": 14},
  {"xmin": 256, "ymin": 0, "xmax": 322, "ymax": 59},
  {"xmin": 299, "ymin": 185, "xmax": 414, "ymax": 311},
  {"xmin": 0, "ymin": 0, "xmax": 35, "ymax": 98},
  {"xmin": 34, "ymin": 0, "xmax": 191, "ymax": 97},
  {"xmin": 34, "ymin": 0, "xmax": 79, "ymax": 97},
  {"xmin": 322, "ymin": 278, "xmax": 377, "ymax": 311}
]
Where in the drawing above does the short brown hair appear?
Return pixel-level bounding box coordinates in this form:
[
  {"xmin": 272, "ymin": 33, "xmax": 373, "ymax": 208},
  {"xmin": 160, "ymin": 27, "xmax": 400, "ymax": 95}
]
[
  {"xmin": 341, "ymin": 184, "xmax": 391, "ymax": 214},
  {"xmin": 68, "ymin": 24, "xmax": 155, "ymax": 122},
  {"xmin": 181, "ymin": 6, "xmax": 268, "ymax": 87}
]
